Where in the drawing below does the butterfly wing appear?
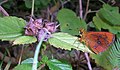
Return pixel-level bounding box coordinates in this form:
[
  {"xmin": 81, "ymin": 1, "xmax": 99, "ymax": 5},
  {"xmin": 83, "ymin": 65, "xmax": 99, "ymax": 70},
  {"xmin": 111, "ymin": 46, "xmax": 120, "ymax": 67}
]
[{"xmin": 85, "ymin": 32, "xmax": 115, "ymax": 54}]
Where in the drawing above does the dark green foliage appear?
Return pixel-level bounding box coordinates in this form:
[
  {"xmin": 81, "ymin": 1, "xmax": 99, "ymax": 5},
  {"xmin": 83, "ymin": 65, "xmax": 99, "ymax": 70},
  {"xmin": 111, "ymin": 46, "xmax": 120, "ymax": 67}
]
[
  {"xmin": 0, "ymin": 16, "xmax": 26, "ymax": 40},
  {"xmin": 0, "ymin": 16, "xmax": 37, "ymax": 44},
  {"xmin": 57, "ymin": 8, "xmax": 87, "ymax": 35},
  {"xmin": 47, "ymin": 59, "xmax": 72, "ymax": 70},
  {"xmin": 108, "ymin": 38, "xmax": 120, "ymax": 69},
  {"xmin": 24, "ymin": 0, "xmax": 51, "ymax": 9},
  {"xmin": 41, "ymin": 56, "xmax": 72, "ymax": 70},
  {"xmin": 16, "ymin": 56, "xmax": 72, "ymax": 70},
  {"xmin": 13, "ymin": 64, "xmax": 32, "ymax": 70},
  {"xmin": 0, "ymin": 0, "xmax": 120, "ymax": 70},
  {"xmin": 93, "ymin": 4, "xmax": 120, "ymax": 34},
  {"xmin": 90, "ymin": 48, "xmax": 113, "ymax": 70}
]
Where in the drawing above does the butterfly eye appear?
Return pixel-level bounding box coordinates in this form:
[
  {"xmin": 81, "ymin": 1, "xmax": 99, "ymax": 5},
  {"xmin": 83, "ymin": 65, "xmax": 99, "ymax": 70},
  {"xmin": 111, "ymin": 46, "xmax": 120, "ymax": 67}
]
[{"xmin": 79, "ymin": 31, "xmax": 83, "ymax": 35}]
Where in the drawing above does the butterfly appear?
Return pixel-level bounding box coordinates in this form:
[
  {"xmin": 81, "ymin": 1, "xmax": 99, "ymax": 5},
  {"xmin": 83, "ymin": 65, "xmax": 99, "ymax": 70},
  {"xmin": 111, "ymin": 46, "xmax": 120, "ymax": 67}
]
[{"xmin": 79, "ymin": 29, "xmax": 115, "ymax": 54}]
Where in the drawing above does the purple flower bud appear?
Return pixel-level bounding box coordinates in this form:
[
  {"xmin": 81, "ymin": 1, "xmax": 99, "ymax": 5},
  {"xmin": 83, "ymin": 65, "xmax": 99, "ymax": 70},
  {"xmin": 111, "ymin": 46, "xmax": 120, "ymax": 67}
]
[
  {"xmin": 34, "ymin": 18, "xmax": 43, "ymax": 29},
  {"xmin": 25, "ymin": 17, "xmax": 59, "ymax": 42},
  {"xmin": 45, "ymin": 22, "xmax": 57, "ymax": 33},
  {"xmin": 37, "ymin": 28, "xmax": 51, "ymax": 41},
  {"xmin": 25, "ymin": 27, "xmax": 38, "ymax": 36},
  {"xmin": 25, "ymin": 18, "xmax": 43, "ymax": 36}
]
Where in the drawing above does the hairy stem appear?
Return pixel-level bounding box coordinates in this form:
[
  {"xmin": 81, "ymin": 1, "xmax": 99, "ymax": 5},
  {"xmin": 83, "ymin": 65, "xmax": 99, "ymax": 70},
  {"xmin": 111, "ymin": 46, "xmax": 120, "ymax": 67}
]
[
  {"xmin": 32, "ymin": 32, "xmax": 47, "ymax": 70},
  {"xmin": 31, "ymin": 0, "xmax": 35, "ymax": 17}
]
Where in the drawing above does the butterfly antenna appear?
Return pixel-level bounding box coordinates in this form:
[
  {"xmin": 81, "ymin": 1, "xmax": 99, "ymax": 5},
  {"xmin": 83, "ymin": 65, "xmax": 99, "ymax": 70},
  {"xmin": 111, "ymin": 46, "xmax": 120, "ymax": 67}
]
[{"xmin": 73, "ymin": 38, "xmax": 78, "ymax": 45}]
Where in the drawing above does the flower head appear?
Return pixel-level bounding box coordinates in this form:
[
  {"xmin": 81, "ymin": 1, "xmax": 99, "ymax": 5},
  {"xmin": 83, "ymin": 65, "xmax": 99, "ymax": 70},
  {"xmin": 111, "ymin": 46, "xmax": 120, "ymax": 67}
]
[{"xmin": 25, "ymin": 18, "xmax": 58, "ymax": 41}]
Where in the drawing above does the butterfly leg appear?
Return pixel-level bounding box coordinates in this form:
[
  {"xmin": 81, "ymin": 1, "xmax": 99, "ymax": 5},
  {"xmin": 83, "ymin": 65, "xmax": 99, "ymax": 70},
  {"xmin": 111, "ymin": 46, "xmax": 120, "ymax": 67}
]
[{"xmin": 73, "ymin": 37, "xmax": 79, "ymax": 45}]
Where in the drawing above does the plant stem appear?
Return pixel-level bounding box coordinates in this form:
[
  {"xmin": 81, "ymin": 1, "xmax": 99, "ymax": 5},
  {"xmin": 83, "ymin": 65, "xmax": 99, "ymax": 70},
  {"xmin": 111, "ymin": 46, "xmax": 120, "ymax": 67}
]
[
  {"xmin": 18, "ymin": 45, "xmax": 24, "ymax": 65},
  {"xmin": 32, "ymin": 32, "xmax": 47, "ymax": 70},
  {"xmin": 37, "ymin": 64, "xmax": 45, "ymax": 70},
  {"xmin": 79, "ymin": 0, "xmax": 83, "ymax": 18},
  {"xmin": 31, "ymin": 0, "xmax": 35, "ymax": 17},
  {"xmin": 85, "ymin": 52, "xmax": 92, "ymax": 70},
  {"xmin": 83, "ymin": 0, "xmax": 90, "ymax": 20},
  {"xmin": 79, "ymin": 0, "xmax": 92, "ymax": 70},
  {"xmin": 0, "ymin": 6, "xmax": 9, "ymax": 16},
  {"xmin": 0, "ymin": 0, "xmax": 8, "ymax": 5}
]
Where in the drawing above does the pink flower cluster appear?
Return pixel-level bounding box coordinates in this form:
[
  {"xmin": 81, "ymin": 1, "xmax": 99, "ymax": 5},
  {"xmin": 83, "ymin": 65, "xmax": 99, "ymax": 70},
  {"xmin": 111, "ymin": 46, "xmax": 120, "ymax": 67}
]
[{"xmin": 25, "ymin": 18, "xmax": 58, "ymax": 41}]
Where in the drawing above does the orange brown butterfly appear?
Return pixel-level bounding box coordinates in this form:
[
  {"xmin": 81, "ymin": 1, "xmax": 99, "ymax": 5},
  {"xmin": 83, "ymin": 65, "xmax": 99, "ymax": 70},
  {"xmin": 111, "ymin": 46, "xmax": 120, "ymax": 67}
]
[{"xmin": 79, "ymin": 29, "xmax": 115, "ymax": 54}]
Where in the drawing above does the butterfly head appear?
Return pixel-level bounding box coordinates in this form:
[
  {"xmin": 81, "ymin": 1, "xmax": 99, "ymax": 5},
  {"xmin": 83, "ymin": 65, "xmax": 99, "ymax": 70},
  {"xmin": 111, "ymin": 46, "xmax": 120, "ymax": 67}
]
[
  {"xmin": 78, "ymin": 28, "xmax": 87, "ymax": 43},
  {"xmin": 79, "ymin": 29, "xmax": 86, "ymax": 37}
]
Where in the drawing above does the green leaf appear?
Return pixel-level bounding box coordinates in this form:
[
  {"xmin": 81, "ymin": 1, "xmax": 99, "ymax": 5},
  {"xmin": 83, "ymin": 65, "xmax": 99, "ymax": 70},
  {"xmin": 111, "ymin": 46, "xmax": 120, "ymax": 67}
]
[
  {"xmin": 2, "ymin": 0, "xmax": 13, "ymax": 9},
  {"xmin": 0, "ymin": 34, "xmax": 23, "ymax": 41},
  {"xmin": 13, "ymin": 64, "xmax": 32, "ymax": 70},
  {"xmin": 116, "ymin": 33, "xmax": 120, "ymax": 38},
  {"xmin": 93, "ymin": 4, "xmax": 120, "ymax": 34},
  {"xmin": 41, "ymin": 55, "xmax": 49, "ymax": 63},
  {"xmin": 57, "ymin": 8, "xmax": 87, "ymax": 35},
  {"xmin": 93, "ymin": 14, "xmax": 120, "ymax": 34},
  {"xmin": 24, "ymin": 0, "xmax": 51, "ymax": 9},
  {"xmin": 13, "ymin": 36, "xmax": 37, "ymax": 45},
  {"xmin": 98, "ymin": 4, "xmax": 120, "ymax": 26},
  {"xmin": 0, "ymin": 16, "xmax": 26, "ymax": 41},
  {"xmin": 38, "ymin": 56, "xmax": 49, "ymax": 68},
  {"xmin": 108, "ymin": 38, "xmax": 120, "ymax": 69},
  {"xmin": 21, "ymin": 58, "xmax": 34, "ymax": 64},
  {"xmin": 49, "ymin": 32, "xmax": 92, "ymax": 53},
  {"xmin": 103, "ymin": 4, "xmax": 119, "ymax": 13},
  {"xmin": 87, "ymin": 22, "xmax": 95, "ymax": 28},
  {"xmin": 90, "ymin": 50, "xmax": 113, "ymax": 70},
  {"xmin": 47, "ymin": 59, "xmax": 72, "ymax": 70}
]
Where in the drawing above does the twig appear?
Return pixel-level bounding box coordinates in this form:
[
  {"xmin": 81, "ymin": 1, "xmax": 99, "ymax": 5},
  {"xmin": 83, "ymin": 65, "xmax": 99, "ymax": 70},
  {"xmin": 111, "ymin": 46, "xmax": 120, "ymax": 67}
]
[
  {"xmin": 85, "ymin": 52, "xmax": 92, "ymax": 70},
  {"xmin": 31, "ymin": 0, "xmax": 35, "ymax": 17},
  {"xmin": 79, "ymin": 0, "xmax": 83, "ymax": 18},
  {"xmin": 0, "ymin": 6, "xmax": 9, "ymax": 16},
  {"xmin": 0, "ymin": 0, "xmax": 8, "ymax": 5},
  {"xmin": 79, "ymin": 0, "xmax": 92, "ymax": 70},
  {"xmin": 4, "ymin": 61, "xmax": 11, "ymax": 70},
  {"xmin": 37, "ymin": 64, "xmax": 45, "ymax": 70},
  {"xmin": 47, "ymin": 7, "xmax": 50, "ymax": 20},
  {"xmin": 87, "ymin": 10, "xmax": 98, "ymax": 14},
  {"xmin": 60, "ymin": 0, "xmax": 70, "ymax": 8},
  {"xmin": 18, "ymin": 45, "xmax": 24, "ymax": 64},
  {"xmin": 83, "ymin": 0, "xmax": 90, "ymax": 20}
]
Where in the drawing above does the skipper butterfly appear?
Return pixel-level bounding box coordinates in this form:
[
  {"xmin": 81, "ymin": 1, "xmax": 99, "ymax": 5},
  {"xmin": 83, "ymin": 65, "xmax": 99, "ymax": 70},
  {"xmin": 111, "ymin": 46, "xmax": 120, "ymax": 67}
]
[{"xmin": 79, "ymin": 29, "xmax": 115, "ymax": 54}]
